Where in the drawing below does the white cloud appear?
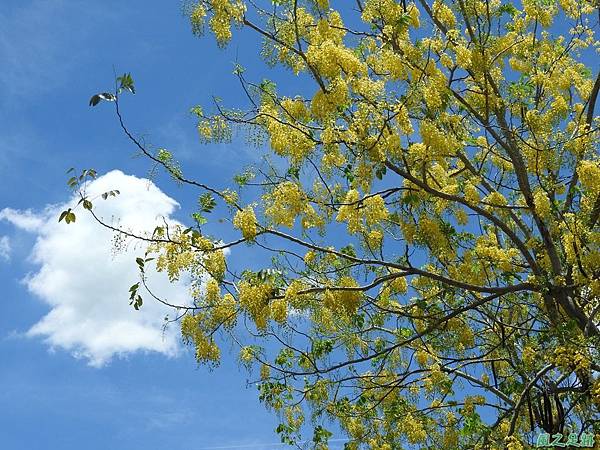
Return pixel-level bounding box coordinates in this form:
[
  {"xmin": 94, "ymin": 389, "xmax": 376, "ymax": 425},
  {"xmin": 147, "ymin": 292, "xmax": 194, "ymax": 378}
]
[
  {"xmin": 0, "ymin": 170, "xmax": 192, "ymax": 366},
  {"xmin": 0, "ymin": 236, "xmax": 10, "ymax": 261},
  {"xmin": 0, "ymin": 208, "xmax": 45, "ymax": 232}
]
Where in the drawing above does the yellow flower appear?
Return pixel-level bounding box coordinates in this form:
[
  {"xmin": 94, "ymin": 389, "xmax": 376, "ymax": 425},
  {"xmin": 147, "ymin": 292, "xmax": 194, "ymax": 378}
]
[
  {"xmin": 415, "ymin": 350, "xmax": 429, "ymax": 367},
  {"xmin": 522, "ymin": 346, "xmax": 537, "ymax": 369},
  {"xmin": 336, "ymin": 189, "xmax": 362, "ymax": 233},
  {"xmin": 239, "ymin": 346, "xmax": 255, "ymax": 363},
  {"xmin": 366, "ymin": 229, "xmax": 383, "ymax": 248},
  {"xmin": 265, "ymin": 182, "xmax": 306, "ymax": 228},
  {"xmin": 578, "ymin": 160, "xmax": 600, "ymax": 195},
  {"xmin": 591, "ymin": 380, "xmax": 600, "ymax": 406},
  {"xmin": 483, "ymin": 192, "xmax": 507, "ymax": 208},
  {"xmin": 363, "ymin": 194, "xmax": 389, "ymax": 226},
  {"xmin": 533, "ymin": 189, "xmax": 552, "ymax": 218},
  {"xmin": 270, "ymin": 298, "xmax": 288, "ymax": 323},
  {"xmin": 233, "ymin": 206, "xmax": 257, "ymax": 240},
  {"xmin": 238, "ymin": 281, "xmax": 273, "ymax": 329},
  {"xmin": 260, "ymin": 363, "xmax": 271, "ymax": 380},
  {"xmin": 323, "ymin": 276, "xmax": 362, "ymax": 315},
  {"xmin": 505, "ymin": 435, "xmax": 524, "ymax": 450},
  {"xmin": 464, "ymin": 183, "xmax": 480, "ymax": 204},
  {"xmin": 189, "ymin": 3, "xmax": 207, "ymax": 35},
  {"xmin": 433, "ymin": 0, "xmax": 456, "ymax": 28},
  {"xmin": 401, "ymin": 413, "xmax": 427, "ymax": 443},
  {"xmin": 455, "ymin": 45, "xmax": 472, "ymax": 68},
  {"xmin": 205, "ymin": 278, "xmax": 220, "ymax": 304},
  {"xmin": 212, "ymin": 293, "xmax": 236, "ymax": 328},
  {"xmin": 204, "ymin": 249, "xmax": 226, "ymax": 281}
]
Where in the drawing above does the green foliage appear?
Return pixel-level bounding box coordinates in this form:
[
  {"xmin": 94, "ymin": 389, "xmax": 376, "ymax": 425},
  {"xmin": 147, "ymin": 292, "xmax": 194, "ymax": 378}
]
[
  {"xmin": 198, "ymin": 193, "xmax": 216, "ymax": 213},
  {"xmin": 58, "ymin": 209, "xmax": 76, "ymax": 224},
  {"xmin": 128, "ymin": 281, "xmax": 143, "ymax": 310},
  {"xmin": 117, "ymin": 72, "xmax": 135, "ymax": 95}
]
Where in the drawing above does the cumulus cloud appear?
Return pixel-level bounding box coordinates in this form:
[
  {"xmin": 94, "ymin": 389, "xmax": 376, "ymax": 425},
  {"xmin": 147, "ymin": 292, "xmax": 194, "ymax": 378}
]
[
  {"xmin": 0, "ymin": 236, "xmax": 10, "ymax": 261},
  {"xmin": 0, "ymin": 170, "xmax": 192, "ymax": 366}
]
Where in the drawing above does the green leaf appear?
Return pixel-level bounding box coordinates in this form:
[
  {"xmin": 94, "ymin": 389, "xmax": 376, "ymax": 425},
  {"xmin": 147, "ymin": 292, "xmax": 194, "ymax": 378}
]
[
  {"xmin": 340, "ymin": 244, "xmax": 356, "ymax": 257},
  {"xmin": 234, "ymin": 170, "xmax": 255, "ymax": 186},
  {"xmin": 259, "ymin": 79, "xmax": 277, "ymax": 95},
  {"xmin": 190, "ymin": 106, "xmax": 203, "ymax": 117},
  {"xmin": 198, "ymin": 193, "xmax": 216, "ymax": 213},
  {"xmin": 287, "ymin": 166, "xmax": 300, "ymax": 180},
  {"xmin": 130, "ymin": 293, "xmax": 143, "ymax": 310},
  {"xmin": 192, "ymin": 212, "xmax": 208, "ymax": 226},
  {"xmin": 63, "ymin": 211, "xmax": 76, "ymax": 224},
  {"xmin": 312, "ymin": 425, "xmax": 333, "ymax": 444},
  {"xmin": 343, "ymin": 165, "xmax": 354, "ymax": 183},
  {"xmin": 117, "ymin": 72, "xmax": 135, "ymax": 94},
  {"xmin": 232, "ymin": 63, "xmax": 245, "ymax": 75}
]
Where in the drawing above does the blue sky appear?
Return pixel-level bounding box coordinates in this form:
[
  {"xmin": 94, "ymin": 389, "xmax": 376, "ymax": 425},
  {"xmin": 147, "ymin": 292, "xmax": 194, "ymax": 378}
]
[{"xmin": 0, "ymin": 1, "xmax": 311, "ymax": 448}]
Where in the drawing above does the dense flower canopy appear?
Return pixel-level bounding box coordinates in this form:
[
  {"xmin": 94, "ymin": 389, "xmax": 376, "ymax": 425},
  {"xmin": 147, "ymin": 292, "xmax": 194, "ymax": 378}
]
[{"xmin": 77, "ymin": 0, "xmax": 600, "ymax": 448}]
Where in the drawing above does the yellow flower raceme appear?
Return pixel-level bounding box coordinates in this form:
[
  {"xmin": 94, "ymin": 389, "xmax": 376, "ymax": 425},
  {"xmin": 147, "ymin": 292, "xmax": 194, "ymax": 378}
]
[
  {"xmin": 190, "ymin": 3, "xmax": 207, "ymax": 34},
  {"xmin": 181, "ymin": 314, "xmax": 221, "ymax": 364},
  {"xmin": 311, "ymin": 77, "xmax": 349, "ymax": 120},
  {"xmin": 432, "ymin": 0, "xmax": 456, "ymax": 29},
  {"xmin": 306, "ymin": 40, "xmax": 366, "ymax": 79},
  {"xmin": 505, "ymin": 436, "xmax": 524, "ymax": 450},
  {"xmin": 204, "ymin": 249, "xmax": 226, "ymax": 281},
  {"xmin": 336, "ymin": 189, "xmax": 362, "ymax": 233},
  {"xmin": 399, "ymin": 413, "xmax": 427, "ymax": 443},
  {"xmin": 464, "ymin": 182, "xmax": 480, "ymax": 204},
  {"xmin": 454, "ymin": 44, "xmax": 472, "ymax": 68},
  {"xmin": 323, "ymin": 276, "xmax": 362, "ymax": 315},
  {"xmin": 206, "ymin": 0, "xmax": 246, "ymax": 45},
  {"xmin": 578, "ymin": 160, "xmax": 600, "ymax": 195},
  {"xmin": 592, "ymin": 380, "xmax": 600, "ymax": 407},
  {"xmin": 483, "ymin": 191, "xmax": 507, "ymax": 209},
  {"xmin": 533, "ymin": 189, "xmax": 552, "ymax": 218},
  {"xmin": 265, "ymin": 181, "xmax": 306, "ymax": 228},
  {"xmin": 363, "ymin": 194, "xmax": 389, "ymax": 226},
  {"xmin": 239, "ymin": 346, "xmax": 254, "ymax": 363},
  {"xmin": 233, "ymin": 206, "xmax": 257, "ymax": 240},
  {"xmin": 553, "ymin": 346, "xmax": 591, "ymax": 373},
  {"xmin": 211, "ymin": 293, "xmax": 236, "ymax": 328},
  {"xmin": 238, "ymin": 280, "xmax": 273, "ymax": 330},
  {"xmin": 523, "ymin": 0, "xmax": 557, "ymax": 26},
  {"xmin": 522, "ymin": 346, "xmax": 537, "ymax": 369},
  {"xmin": 261, "ymin": 101, "xmax": 315, "ymax": 163}
]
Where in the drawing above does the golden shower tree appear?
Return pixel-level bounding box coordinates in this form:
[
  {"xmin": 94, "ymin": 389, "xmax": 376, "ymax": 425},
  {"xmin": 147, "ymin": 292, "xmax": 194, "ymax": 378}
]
[{"xmin": 73, "ymin": 0, "xmax": 600, "ymax": 448}]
